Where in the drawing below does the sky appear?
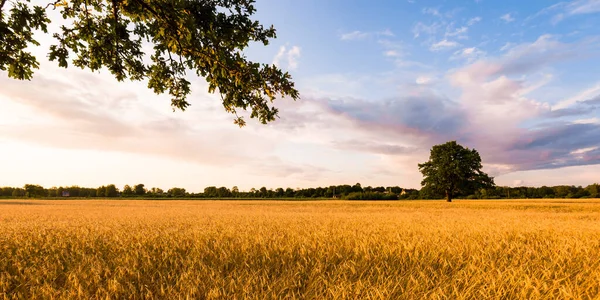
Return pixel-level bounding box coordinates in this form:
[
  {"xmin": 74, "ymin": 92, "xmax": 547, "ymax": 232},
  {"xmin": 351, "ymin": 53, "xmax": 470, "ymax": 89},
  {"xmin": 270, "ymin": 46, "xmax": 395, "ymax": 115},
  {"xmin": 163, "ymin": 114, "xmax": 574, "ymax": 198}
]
[{"xmin": 1, "ymin": 0, "xmax": 600, "ymax": 192}]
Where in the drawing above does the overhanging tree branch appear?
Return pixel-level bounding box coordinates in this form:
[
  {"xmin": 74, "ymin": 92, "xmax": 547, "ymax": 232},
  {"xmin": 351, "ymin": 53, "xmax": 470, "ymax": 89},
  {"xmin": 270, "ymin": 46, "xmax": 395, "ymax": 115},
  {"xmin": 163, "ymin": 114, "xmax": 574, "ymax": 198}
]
[{"xmin": 2, "ymin": 0, "xmax": 298, "ymax": 126}]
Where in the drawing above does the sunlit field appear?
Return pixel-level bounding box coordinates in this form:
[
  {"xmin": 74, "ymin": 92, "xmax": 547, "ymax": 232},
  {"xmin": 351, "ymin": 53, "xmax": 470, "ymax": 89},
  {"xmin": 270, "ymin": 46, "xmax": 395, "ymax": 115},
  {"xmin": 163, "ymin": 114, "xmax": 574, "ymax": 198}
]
[{"xmin": 1, "ymin": 199, "xmax": 600, "ymax": 299}]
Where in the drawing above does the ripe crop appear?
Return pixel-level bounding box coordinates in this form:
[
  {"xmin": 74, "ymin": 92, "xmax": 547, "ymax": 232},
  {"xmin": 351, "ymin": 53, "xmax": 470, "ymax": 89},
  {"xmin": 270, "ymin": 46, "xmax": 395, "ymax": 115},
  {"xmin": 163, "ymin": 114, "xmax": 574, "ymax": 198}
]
[{"xmin": 1, "ymin": 199, "xmax": 599, "ymax": 298}]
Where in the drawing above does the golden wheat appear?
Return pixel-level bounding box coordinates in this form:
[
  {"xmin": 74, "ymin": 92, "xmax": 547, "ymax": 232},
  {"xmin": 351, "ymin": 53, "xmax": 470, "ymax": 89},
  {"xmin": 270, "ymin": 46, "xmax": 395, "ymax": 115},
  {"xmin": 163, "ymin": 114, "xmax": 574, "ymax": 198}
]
[{"xmin": 1, "ymin": 199, "xmax": 599, "ymax": 299}]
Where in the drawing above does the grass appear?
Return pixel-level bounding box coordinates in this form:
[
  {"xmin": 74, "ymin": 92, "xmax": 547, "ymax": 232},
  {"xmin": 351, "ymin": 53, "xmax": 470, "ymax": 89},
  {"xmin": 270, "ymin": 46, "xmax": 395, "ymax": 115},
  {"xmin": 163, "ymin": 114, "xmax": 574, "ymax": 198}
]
[{"xmin": 1, "ymin": 199, "xmax": 600, "ymax": 299}]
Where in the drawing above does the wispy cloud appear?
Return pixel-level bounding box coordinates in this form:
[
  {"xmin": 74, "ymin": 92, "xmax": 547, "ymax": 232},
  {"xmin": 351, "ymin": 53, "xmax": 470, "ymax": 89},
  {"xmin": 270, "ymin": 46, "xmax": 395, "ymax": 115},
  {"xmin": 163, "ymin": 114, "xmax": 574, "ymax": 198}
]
[
  {"xmin": 412, "ymin": 22, "xmax": 441, "ymax": 38},
  {"xmin": 445, "ymin": 26, "xmax": 469, "ymax": 40},
  {"xmin": 567, "ymin": 0, "xmax": 600, "ymax": 15},
  {"xmin": 499, "ymin": 42, "xmax": 515, "ymax": 52},
  {"xmin": 340, "ymin": 29, "xmax": 394, "ymax": 41},
  {"xmin": 422, "ymin": 7, "xmax": 442, "ymax": 17},
  {"xmin": 500, "ymin": 13, "xmax": 515, "ymax": 23},
  {"xmin": 467, "ymin": 17, "xmax": 482, "ymax": 26},
  {"xmin": 451, "ymin": 47, "xmax": 486, "ymax": 61},
  {"xmin": 340, "ymin": 30, "xmax": 370, "ymax": 41},
  {"xmin": 526, "ymin": 0, "xmax": 600, "ymax": 24},
  {"xmin": 430, "ymin": 39, "xmax": 460, "ymax": 51},
  {"xmin": 415, "ymin": 75, "xmax": 435, "ymax": 85},
  {"xmin": 553, "ymin": 83, "xmax": 600, "ymax": 110},
  {"xmin": 273, "ymin": 45, "xmax": 301, "ymax": 70},
  {"xmin": 384, "ymin": 50, "xmax": 401, "ymax": 57}
]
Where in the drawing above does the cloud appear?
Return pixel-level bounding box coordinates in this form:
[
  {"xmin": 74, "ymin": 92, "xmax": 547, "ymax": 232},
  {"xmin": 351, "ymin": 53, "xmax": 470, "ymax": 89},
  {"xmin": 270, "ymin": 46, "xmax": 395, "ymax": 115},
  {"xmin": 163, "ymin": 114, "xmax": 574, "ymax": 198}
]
[
  {"xmin": 544, "ymin": 106, "xmax": 596, "ymax": 118},
  {"xmin": 287, "ymin": 46, "xmax": 301, "ymax": 70},
  {"xmin": 416, "ymin": 75, "xmax": 434, "ymax": 85},
  {"xmin": 452, "ymin": 35, "xmax": 598, "ymax": 83},
  {"xmin": 441, "ymin": 34, "xmax": 600, "ymax": 174},
  {"xmin": 296, "ymin": 34, "xmax": 600, "ymax": 177},
  {"xmin": 553, "ymin": 83, "xmax": 600, "ymax": 110},
  {"xmin": 445, "ymin": 26, "xmax": 468, "ymax": 39},
  {"xmin": 273, "ymin": 45, "xmax": 301, "ymax": 70},
  {"xmin": 0, "ymin": 68, "xmax": 285, "ymax": 167},
  {"xmin": 500, "ymin": 13, "xmax": 515, "ymax": 23},
  {"xmin": 340, "ymin": 30, "xmax": 394, "ymax": 41},
  {"xmin": 340, "ymin": 31, "xmax": 370, "ymax": 41},
  {"xmin": 422, "ymin": 7, "xmax": 442, "ymax": 17},
  {"xmin": 321, "ymin": 93, "xmax": 466, "ymax": 140},
  {"xmin": 526, "ymin": 0, "xmax": 600, "ymax": 24},
  {"xmin": 451, "ymin": 47, "xmax": 486, "ymax": 61},
  {"xmin": 334, "ymin": 140, "xmax": 418, "ymax": 155},
  {"xmin": 430, "ymin": 39, "xmax": 460, "ymax": 51},
  {"xmin": 379, "ymin": 29, "xmax": 395, "ymax": 37},
  {"xmin": 580, "ymin": 94, "xmax": 600, "ymax": 105},
  {"xmin": 378, "ymin": 39, "xmax": 407, "ymax": 62},
  {"xmin": 246, "ymin": 156, "xmax": 331, "ymax": 182},
  {"xmin": 499, "ymin": 42, "xmax": 514, "ymax": 52},
  {"xmin": 412, "ymin": 22, "xmax": 441, "ymax": 38},
  {"xmin": 467, "ymin": 17, "xmax": 482, "ymax": 26},
  {"xmin": 508, "ymin": 123, "xmax": 600, "ymax": 170},
  {"xmin": 567, "ymin": 0, "xmax": 600, "ymax": 15},
  {"xmin": 384, "ymin": 50, "xmax": 401, "ymax": 57}
]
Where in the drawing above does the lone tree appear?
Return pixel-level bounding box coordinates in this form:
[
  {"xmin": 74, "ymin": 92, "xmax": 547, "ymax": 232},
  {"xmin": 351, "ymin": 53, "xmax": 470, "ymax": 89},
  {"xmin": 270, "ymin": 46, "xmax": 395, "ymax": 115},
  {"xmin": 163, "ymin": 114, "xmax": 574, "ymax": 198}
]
[
  {"xmin": 418, "ymin": 141, "xmax": 494, "ymax": 202},
  {"xmin": 0, "ymin": 0, "xmax": 298, "ymax": 126}
]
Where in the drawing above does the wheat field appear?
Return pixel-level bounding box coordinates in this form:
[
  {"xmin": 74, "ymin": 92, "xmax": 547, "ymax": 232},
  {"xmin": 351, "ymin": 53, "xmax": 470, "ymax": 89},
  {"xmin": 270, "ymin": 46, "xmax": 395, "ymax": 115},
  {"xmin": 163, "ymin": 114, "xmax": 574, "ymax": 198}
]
[{"xmin": 1, "ymin": 199, "xmax": 600, "ymax": 299}]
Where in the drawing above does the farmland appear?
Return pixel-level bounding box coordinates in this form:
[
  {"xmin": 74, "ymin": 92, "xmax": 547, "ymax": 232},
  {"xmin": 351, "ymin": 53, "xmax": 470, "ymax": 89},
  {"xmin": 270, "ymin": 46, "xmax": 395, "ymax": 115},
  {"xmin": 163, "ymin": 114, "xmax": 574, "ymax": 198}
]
[{"xmin": 1, "ymin": 199, "xmax": 600, "ymax": 299}]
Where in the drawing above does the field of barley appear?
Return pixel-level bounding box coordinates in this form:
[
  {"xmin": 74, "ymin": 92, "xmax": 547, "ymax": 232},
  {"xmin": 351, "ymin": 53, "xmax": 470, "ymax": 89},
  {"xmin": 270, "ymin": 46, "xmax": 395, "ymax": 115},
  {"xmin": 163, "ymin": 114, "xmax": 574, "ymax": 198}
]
[{"xmin": 1, "ymin": 199, "xmax": 600, "ymax": 299}]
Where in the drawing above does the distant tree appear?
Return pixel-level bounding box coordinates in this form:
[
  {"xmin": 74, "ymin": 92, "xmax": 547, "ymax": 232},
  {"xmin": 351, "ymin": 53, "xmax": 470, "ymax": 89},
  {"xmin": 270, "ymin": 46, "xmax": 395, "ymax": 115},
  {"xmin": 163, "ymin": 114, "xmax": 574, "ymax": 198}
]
[
  {"xmin": 66, "ymin": 186, "xmax": 81, "ymax": 197},
  {"xmin": 24, "ymin": 184, "xmax": 45, "ymax": 198},
  {"xmin": 372, "ymin": 186, "xmax": 386, "ymax": 193},
  {"xmin": 231, "ymin": 186, "xmax": 239, "ymax": 197},
  {"xmin": 134, "ymin": 184, "xmax": 146, "ymax": 196},
  {"xmin": 168, "ymin": 187, "xmax": 186, "ymax": 197},
  {"xmin": 352, "ymin": 183, "xmax": 363, "ymax": 193},
  {"xmin": 284, "ymin": 188, "xmax": 294, "ymax": 198},
  {"xmin": 418, "ymin": 185, "xmax": 443, "ymax": 200},
  {"xmin": 259, "ymin": 187, "xmax": 267, "ymax": 198},
  {"xmin": 0, "ymin": 0, "xmax": 298, "ymax": 126},
  {"xmin": 0, "ymin": 187, "xmax": 15, "ymax": 197},
  {"xmin": 105, "ymin": 184, "xmax": 118, "ymax": 197},
  {"xmin": 217, "ymin": 187, "xmax": 231, "ymax": 198},
  {"xmin": 418, "ymin": 141, "xmax": 495, "ymax": 202},
  {"xmin": 338, "ymin": 185, "xmax": 352, "ymax": 195},
  {"xmin": 553, "ymin": 186, "xmax": 574, "ymax": 198},
  {"xmin": 273, "ymin": 188, "xmax": 283, "ymax": 198},
  {"xmin": 11, "ymin": 188, "xmax": 25, "ymax": 198},
  {"xmin": 47, "ymin": 187, "xmax": 57, "ymax": 197},
  {"xmin": 122, "ymin": 185, "xmax": 134, "ymax": 196},
  {"xmin": 148, "ymin": 187, "xmax": 164, "ymax": 196},
  {"xmin": 314, "ymin": 187, "xmax": 325, "ymax": 198},
  {"xmin": 96, "ymin": 186, "xmax": 106, "ymax": 197},
  {"xmin": 586, "ymin": 184, "xmax": 599, "ymax": 198},
  {"xmin": 389, "ymin": 186, "xmax": 403, "ymax": 194},
  {"xmin": 204, "ymin": 186, "xmax": 217, "ymax": 197},
  {"xmin": 87, "ymin": 188, "xmax": 97, "ymax": 197}
]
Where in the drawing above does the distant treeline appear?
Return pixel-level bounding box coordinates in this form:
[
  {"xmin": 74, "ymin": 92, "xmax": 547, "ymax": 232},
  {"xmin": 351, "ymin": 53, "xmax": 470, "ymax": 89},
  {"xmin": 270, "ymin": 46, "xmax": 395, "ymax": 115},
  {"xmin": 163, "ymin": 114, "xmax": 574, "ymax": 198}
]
[{"xmin": 1, "ymin": 183, "xmax": 599, "ymax": 200}]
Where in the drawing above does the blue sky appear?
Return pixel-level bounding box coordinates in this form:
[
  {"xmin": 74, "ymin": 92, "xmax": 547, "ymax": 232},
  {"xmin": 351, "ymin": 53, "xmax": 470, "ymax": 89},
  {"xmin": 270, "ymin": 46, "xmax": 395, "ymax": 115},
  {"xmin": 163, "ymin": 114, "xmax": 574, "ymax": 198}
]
[{"xmin": 1, "ymin": 0, "xmax": 600, "ymax": 191}]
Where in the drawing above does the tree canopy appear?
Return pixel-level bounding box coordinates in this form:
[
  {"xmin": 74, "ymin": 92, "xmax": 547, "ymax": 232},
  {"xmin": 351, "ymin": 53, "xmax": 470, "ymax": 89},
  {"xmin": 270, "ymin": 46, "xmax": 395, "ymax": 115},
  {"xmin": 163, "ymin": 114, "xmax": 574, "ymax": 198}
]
[
  {"xmin": 2, "ymin": 182, "xmax": 599, "ymax": 200},
  {"xmin": 0, "ymin": 0, "xmax": 299, "ymax": 126},
  {"xmin": 418, "ymin": 141, "xmax": 494, "ymax": 202}
]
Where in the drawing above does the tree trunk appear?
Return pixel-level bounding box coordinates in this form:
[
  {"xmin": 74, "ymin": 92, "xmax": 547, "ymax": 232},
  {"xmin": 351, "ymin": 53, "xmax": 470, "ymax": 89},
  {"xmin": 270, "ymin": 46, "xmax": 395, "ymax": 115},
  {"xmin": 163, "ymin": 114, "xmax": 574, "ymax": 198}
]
[{"xmin": 446, "ymin": 191, "xmax": 452, "ymax": 202}]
